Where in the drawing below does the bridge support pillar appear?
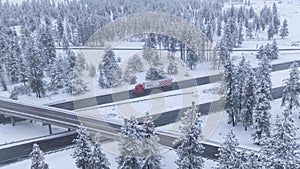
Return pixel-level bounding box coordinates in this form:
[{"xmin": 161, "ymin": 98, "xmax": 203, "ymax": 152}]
[
  {"xmin": 10, "ymin": 117, "xmax": 15, "ymax": 126},
  {"xmin": 48, "ymin": 124, "xmax": 52, "ymax": 135},
  {"xmin": 43, "ymin": 123, "xmax": 53, "ymax": 135}
]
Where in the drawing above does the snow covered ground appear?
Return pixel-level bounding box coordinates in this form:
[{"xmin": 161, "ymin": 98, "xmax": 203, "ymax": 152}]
[
  {"xmin": 158, "ymin": 97, "xmax": 300, "ymax": 151},
  {"xmin": 0, "ymin": 45, "xmax": 298, "ymax": 110},
  {"xmin": 0, "ymin": 46, "xmax": 297, "ymax": 122},
  {"xmin": 0, "ymin": 100, "xmax": 298, "ymax": 169},
  {"xmin": 2, "ymin": 0, "xmax": 300, "ymax": 107},
  {"xmin": 75, "ymin": 81, "xmax": 219, "ymax": 123},
  {"xmin": 74, "ymin": 62, "xmax": 294, "ymax": 125},
  {"xmin": 228, "ymin": 0, "xmax": 300, "ymax": 68},
  {"xmin": 232, "ymin": 51, "xmax": 300, "ymax": 67},
  {"xmin": 0, "ymin": 146, "xmax": 217, "ymax": 169},
  {"xmin": 2, "ymin": 0, "xmax": 299, "ymax": 106},
  {"xmin": 0, "ymin": 62, "xmax": 291, "ymax": 148},
  {"xmin": 226, "ymin": 0, "xmax": 300, "ymax": 49},
  {"xmin": 209, "ymin": 97, "xmax": 300, "ymax": 150},
  {"xmin": 0, "ymin": 45, "xmax": 221, "ymax": 106},
  {"xmin": 271, "ymin": 67, "xmax": 300, "ymax": 87},
  {"xmin": 1, "ymin": 0, "xmax": 300, "ymax": 168},
  {"xmin": 0, "ymin": 121, "xmax": 66, "ymax": 145}
]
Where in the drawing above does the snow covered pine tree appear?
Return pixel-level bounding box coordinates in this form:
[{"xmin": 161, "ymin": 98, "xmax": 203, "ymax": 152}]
[
  {"xmin": 72, "ymin": 128, "xmax": 93, "ymax": 169},
  {"xmin": 217, "ymin": 130, "xmax": 242, "ymax": 169},
  {"xmin": 176, "ymin": 106, "xmax": 205, "ymax": 169},
  {"xmin": 252, "ymin": 55, "xmax": 272, "ymax": 145},
  {"xmin": 140, "ymin": 113, "xmax": 161, "ymax": 169},
  {"xmin": 281, "ymin": 62, "xmax": 300, "ymax": 116},
  {"xmin": 30, "ymin": 143, "xmax": 49, "ymax": 169},
  {"xmin": 117, "ymin": 117, "xmax": 142, "ymax": 169},
  {"xmin": 260, "ymin": 114, "xmax": 300, "ymax": 168}
]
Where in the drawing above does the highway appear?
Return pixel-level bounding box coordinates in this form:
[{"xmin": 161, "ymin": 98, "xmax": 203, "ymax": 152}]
[
  {"xmin": 0, "ymin": 97, "xmax": 220, "ymax": 164},
  {"xmin": 56, "ymin": 47, "xmax": 300, "ymax": 52},
  {"xmin": 50, "ymin": 75, "xmax": 220, "ymax": 110},
  {"xmin": 0, "ymin": 83, "xmax": 284, "ymax": 164},
  {"xmin": 0, "ymin": 99, "xmax": 220, "ymax": 165},
  {"xmin": 0, "ymin": 85, "xmax": 285, "ymax": 129},
  {"xmin": 0, "ymin": 83, "xmax": 286, "ymax": 165},
  {"xmin": 51, "ymin": 60, "xmax": 299, "ymax": 110},
  {"xmin": 144, "ymin": 85, "xmax": 285, "ymax": 127},
  {"xmin": 0, "ymin": 132, "xmax": 77, "ymax": 166},
  {"xmin": 0, "ymin": 130, "xmax": 218, "ymax": 165}
]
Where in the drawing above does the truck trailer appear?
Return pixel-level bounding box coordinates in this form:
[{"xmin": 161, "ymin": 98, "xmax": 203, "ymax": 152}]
[{"xmin": 132, "ymin": 78, "xmax": 173, "ymax": 95}]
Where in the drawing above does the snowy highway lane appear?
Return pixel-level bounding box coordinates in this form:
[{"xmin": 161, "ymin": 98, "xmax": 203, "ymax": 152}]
[{"xmin": 49, "ymin": 59, "xmax": 300, "ymax": 112}]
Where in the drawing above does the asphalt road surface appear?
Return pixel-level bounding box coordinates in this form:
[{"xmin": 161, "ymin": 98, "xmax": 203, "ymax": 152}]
[
  {"xmin": 0, "ymin": 129, "xmax": 219, "ymax": 165},
  {"xmin": 150, "ymin": 85, "xmax": 285, "ymax": 127},
  {"xmin": 0, "ymin": 132, "xmax": 77, "ymax": 166}
]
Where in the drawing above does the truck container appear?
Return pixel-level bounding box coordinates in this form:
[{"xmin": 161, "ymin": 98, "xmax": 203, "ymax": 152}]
[{"xmin": 132, "ymin": 78, "xmax": 173, "ymax": 95}]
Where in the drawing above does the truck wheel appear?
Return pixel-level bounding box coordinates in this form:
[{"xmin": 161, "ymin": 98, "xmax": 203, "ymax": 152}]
[
  {"xmin": 163, "ymin": 86, "xmax": 172, "ymax": 91},
  {"xmin": 130, "ymin": 91, "xmax": 135, "ymax": 98}
]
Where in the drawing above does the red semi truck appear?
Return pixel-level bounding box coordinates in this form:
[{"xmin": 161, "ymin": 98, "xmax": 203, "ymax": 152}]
[{"xmin": 132, "ymin": 78, "xmax": 173, "ymax": 95}]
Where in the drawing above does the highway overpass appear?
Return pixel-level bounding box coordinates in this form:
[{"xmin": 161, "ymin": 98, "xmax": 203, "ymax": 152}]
[{"xmin": 0, "ymin": 98, "xmax": 220, "ymax": 165}]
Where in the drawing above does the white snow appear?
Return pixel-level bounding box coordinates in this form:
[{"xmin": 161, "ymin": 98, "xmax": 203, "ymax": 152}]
[
  {"xmin": 0, "ymin": 144, "xmax": 217, "ymax": 169},
  {"xmin": 75, "ymin": 82, "xmax": 220, "ymax": 123},
  {"xmin": 0, "ymin": 46, "xmax": 298, "ymax": 111},
  {"xmin": 74, "ymin": 61, "xmax": 296, "ymax": 124},
  {"xmin": 158, "ymin": 98, "xmax": 300, "ymax": 151},
  {"xmin": 208, "ymin": 98, "xmax": 300, "ymax": 150},
  {"xmin": 224, "ymin": 0, "xmax": 300, "ymax": 49},
  {"xmin": 0, "ymin": 121, "xmax": 66, "ymax": 145},
  {"xmin": 0, "ymin": 131, "xmax": 75, "ymax": 149},
  {"xmin": 1, "ymin": 0, "xmax": 300, "ymax": 167}
]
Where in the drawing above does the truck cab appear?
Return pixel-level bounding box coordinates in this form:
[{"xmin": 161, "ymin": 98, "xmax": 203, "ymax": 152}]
[{"xmin": 133, "ymin": 83, "xmax": 144, "ymax": 94}]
